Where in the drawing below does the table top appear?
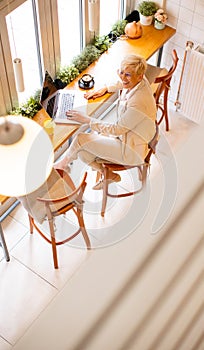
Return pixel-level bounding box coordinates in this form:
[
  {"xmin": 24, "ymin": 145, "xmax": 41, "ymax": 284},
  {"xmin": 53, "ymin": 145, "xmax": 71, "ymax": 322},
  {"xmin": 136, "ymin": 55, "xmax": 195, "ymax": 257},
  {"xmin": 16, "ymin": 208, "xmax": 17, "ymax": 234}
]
[
  {"xmin": 67, "ymin": 24, "xmax": 176, "ymax": 114},
  {"xmin": 0, "ymin": 24, "xmax": 176, "ymax": 204}
]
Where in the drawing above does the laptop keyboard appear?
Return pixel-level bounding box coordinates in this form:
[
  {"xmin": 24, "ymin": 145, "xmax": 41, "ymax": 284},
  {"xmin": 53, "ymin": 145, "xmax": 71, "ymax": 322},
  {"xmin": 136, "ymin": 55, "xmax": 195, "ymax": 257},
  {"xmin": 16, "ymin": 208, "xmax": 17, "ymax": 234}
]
[{"xmin": 58, "ymin": 93, "xmax": 75, "ymax": 118}]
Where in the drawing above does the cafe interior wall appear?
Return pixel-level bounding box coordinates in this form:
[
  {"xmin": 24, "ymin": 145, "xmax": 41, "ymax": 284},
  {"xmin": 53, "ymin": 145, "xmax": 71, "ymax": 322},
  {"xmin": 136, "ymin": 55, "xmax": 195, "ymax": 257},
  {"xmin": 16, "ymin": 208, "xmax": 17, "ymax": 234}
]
[
  {"xmin": 156, "ymin": 0, "xmax": 204, "ymax": 107},
  {"xmin": 132, "ymin": 0, "xmax": 204, "ymax": 108}
]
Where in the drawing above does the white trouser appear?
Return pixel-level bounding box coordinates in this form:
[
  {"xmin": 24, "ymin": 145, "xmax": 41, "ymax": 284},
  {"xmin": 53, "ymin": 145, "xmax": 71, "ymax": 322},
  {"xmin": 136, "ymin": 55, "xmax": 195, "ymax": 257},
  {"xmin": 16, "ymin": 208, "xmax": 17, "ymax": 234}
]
[{"xmin": 65, "ymin": 131, "xmax": 126, "ymax": 171}]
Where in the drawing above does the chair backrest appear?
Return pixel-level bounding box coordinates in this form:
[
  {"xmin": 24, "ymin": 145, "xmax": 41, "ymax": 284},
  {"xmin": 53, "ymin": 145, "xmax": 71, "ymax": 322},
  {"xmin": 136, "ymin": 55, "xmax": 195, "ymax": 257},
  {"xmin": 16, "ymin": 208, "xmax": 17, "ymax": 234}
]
[
  {"xmin": 153, "ymin": 49, "xmax": 179, "ymax": 103},
  {"xmin": 18, "ymin": 169, "xmax": 85, "ymax": 224},
  {"xmin": 37, "ymin": 170, "xmax": 87, "ymax": 219}
]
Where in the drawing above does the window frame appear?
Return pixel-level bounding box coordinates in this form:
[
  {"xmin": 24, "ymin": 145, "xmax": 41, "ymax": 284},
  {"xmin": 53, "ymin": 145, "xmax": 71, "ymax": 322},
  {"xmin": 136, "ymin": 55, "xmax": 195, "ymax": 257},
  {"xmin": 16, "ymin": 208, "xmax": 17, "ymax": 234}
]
[
  {"xmin": 0, "ymin": 0, "xmax": 22, "ymax": 112},
  {"xmin": 37, "ymin": 0, "xmax": 60, "ymax": 78}
]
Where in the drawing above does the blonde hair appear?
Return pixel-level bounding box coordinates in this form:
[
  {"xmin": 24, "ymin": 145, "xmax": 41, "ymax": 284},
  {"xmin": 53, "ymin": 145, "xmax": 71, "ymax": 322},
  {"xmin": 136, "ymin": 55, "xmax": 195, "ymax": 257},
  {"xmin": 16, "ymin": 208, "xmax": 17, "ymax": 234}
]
[{"xmin": 120, "ymin": 54, "xmax": 147, "ymax": 75}]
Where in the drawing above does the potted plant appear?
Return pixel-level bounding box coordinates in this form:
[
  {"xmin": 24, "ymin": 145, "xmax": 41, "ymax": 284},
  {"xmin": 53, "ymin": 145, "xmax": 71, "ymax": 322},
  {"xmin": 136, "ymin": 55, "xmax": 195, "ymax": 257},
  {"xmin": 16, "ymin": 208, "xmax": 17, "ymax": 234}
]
[
  {"xmin": 111, "ymin": 19, "xmax": 128, "ymax": 38},
  {"xmin": 10, "ymin": 90, "xmax": 41, "ymax": 118},
  {"xmin": 154, "ymin": 9, "xmax": 168, "ymax": 30},
  {"xmin": 138, "ymin": 1, "xmax": 157, "ymax": 26}
]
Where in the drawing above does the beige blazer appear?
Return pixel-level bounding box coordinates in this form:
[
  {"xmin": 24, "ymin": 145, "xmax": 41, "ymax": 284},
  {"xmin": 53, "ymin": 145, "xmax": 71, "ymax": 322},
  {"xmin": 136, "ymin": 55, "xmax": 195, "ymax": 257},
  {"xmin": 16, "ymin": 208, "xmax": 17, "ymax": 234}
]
[{"xmin": 90, "ymin": 78, "xmax": 157, "ymax": 164}]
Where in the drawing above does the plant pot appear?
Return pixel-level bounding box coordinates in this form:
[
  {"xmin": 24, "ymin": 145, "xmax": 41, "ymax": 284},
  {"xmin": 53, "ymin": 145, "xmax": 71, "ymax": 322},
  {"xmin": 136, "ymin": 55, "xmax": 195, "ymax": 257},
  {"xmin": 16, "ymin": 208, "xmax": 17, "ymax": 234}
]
[
  {"xmin": 154, "ymin": 21, "xmax": 165, "ymax": 30},
  {"xmin": 139, "ymin": 14, "xmax": 153, "ymax": 26}
]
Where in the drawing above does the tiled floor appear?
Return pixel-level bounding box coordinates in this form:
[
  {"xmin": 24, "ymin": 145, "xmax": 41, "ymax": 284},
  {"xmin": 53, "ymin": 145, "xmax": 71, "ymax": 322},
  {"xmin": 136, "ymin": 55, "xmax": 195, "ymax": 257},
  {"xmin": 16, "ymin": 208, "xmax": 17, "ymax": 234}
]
[{"xmin": 0, "ymin": 107, "xmax": 198, "ymax": 349}]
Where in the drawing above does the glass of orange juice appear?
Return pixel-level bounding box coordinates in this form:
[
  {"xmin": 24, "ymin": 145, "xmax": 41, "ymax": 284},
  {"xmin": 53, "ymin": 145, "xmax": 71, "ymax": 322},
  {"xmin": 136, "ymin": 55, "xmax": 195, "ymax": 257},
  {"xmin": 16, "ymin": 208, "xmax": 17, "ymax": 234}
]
[{"xmin": 43, "ymin": 119, "xmax": 55, "ymax": 136}]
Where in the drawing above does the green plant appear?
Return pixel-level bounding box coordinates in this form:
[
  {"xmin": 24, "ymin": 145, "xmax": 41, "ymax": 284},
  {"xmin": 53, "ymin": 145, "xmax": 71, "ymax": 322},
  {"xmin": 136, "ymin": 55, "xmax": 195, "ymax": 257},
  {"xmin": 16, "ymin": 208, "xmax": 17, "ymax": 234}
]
[
  {"xmin": 10, "ymin": 90, "xmax": 41, "ymax": 118},
  {"xmin": 111, "ymin": 19, "xmax": 128, "ymax": 37},
  {"xmin": 57, "ymin": 65, "xmax": 79, "ymax": 84},
  {"xmin": 71, "ymin": 45, "xmax": 101, "ymax": 73},
  {"xmin": 138, "ymin": 1, "xmax": 157, "ymax": 16},
  {"xmin": 93, "ymin": 35, "xmax": 111, "ymax": 53}
]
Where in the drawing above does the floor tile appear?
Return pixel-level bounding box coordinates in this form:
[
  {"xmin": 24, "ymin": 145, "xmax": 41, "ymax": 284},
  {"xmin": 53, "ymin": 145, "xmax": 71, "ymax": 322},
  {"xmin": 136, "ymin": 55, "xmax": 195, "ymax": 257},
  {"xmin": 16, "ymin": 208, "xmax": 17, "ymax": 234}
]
[
  {"xmin": 0, "ymin": 258, "xmax": 57, "ymax": 345},
  {"xmin": 0, "ymin": 216, "xmax": 28, "ymax": 261},
  {"xmin": 9, "ymin": 204, "xmax": 30, "ymax": 228},
  {"xmin": 11, "ymin": 230, "xmax": 91, "ymax": 289},
  {"xmin": 0, "ymin": 337, "xmax": 12, "ymax": 350}
]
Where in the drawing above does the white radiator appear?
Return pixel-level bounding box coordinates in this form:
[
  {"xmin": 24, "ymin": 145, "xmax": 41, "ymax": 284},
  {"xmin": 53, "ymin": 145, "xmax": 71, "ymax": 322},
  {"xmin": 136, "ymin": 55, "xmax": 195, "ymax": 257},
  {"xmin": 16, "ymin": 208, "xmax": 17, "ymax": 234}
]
[{"xmin": 181, "ymin": 46, "xmax": 204, "ymax": 124}]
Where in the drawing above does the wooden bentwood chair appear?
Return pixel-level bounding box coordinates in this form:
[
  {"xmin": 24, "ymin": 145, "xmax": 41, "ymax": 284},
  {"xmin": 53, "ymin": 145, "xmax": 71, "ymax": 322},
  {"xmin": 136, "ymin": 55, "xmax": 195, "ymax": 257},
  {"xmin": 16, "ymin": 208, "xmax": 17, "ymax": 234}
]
[
  {"xmin": 146, "ymin": 49, "xmax": 179, "ymax": 131},
  {"xmin": 98, "ymin": 123, "xmax": 159, "ymax": 217},
  {"xmin": 18, "ymin": 168, "xmax": 91, "ymax": 269}
]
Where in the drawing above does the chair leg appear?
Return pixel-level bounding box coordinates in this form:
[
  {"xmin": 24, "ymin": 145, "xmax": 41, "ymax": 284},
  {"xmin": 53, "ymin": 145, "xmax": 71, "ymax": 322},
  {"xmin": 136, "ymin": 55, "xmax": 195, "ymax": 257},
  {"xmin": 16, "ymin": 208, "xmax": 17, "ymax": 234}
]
[
  {"xmin": 95, "ymin": 171, "xmax": 101, "ymax": 184},
  {"xmin": 48, "ymin": 217, "xmax": 58, "ymax": 269},
  {"xmin": 28, "ymin": 214, "xmax": 34, "ymax": 234},
  {"xmin": 77, "ymin": 207, "xmax": 91, "ymax": 249},
  {"xmin": 141, "ymin": 164, "xmax": 148, "ymax": 186},
  {"xmin": 101, "ymin": 167, "xmax": 109, "ymax": 217},
  {"xmin": 0, "ymin": 222, "xmax": 10, "ymax": 262},
  {"xmin": 138, "ymin": 166, "xmax": 143, "ymax": 181},
  {"xmin": 163, "ymin": 87, "xmax": 169, "ymax": 131}
]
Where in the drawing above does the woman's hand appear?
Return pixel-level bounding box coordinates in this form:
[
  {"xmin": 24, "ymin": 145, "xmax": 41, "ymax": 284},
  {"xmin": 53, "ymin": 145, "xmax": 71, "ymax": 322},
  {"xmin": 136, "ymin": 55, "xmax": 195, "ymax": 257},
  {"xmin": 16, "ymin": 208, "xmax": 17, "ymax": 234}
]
[
  {"xmin": 84, "ymin": 87, "xmax": 107, "ymax": 100},
  {"xmin": 66, "ymin": 110, "xmax": 91, "ymax": 124}
]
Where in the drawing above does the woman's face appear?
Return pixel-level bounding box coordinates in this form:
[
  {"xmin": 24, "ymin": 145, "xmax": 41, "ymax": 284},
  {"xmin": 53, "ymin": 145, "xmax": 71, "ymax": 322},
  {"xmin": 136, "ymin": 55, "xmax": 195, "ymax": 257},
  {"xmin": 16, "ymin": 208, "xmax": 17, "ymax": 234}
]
[{"xmin": 118, "ymin": 66, "xmax": 143, "ymax": 90}]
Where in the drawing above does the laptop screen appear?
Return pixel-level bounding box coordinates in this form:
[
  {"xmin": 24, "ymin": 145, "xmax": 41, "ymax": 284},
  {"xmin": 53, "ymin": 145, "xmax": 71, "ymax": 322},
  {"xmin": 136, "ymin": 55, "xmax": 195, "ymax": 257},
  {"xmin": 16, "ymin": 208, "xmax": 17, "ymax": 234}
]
[{"xmin": 40, "ymin": 71, "xmax": 58, "ymax": 117}]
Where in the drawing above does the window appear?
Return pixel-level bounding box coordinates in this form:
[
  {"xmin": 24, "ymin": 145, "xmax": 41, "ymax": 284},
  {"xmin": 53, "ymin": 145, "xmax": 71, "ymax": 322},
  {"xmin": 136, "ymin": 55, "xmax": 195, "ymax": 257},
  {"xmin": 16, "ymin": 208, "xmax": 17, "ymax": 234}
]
[
  {"xmin": 6, "ymin": 0, "xmax": 41, "ymax": 103},
  {"xmin": 57, "ymin": 0, "xmax": 82, "ymax": 66},
  {"xmin": 100, "ymin": 0, "xmax": 123, "ymax": 35}
]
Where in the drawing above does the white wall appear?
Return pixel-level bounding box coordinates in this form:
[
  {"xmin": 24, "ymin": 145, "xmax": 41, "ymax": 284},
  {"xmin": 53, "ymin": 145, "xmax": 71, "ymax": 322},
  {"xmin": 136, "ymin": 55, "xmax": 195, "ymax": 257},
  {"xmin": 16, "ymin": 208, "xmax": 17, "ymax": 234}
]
[
  {"xmin": 134, "ymin": 0, "xmax": 204, "ymax": 105},
  {"xmin": 160, "ymin": 0, "xmax": 204, "ymax": 103}
]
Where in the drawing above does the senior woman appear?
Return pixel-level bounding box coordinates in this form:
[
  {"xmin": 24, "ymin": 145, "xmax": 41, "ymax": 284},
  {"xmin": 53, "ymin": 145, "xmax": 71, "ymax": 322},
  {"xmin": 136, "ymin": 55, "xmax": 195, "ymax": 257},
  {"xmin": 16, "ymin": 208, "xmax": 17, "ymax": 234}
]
[{"xmin": 54, "ymin": 54, "xmax": 157, "ymax": 189}]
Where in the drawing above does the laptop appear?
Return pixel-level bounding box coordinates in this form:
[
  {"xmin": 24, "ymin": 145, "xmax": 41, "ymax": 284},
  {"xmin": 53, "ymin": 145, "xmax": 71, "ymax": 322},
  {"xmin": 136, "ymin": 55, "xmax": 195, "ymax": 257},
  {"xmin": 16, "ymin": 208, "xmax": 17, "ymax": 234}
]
[{"xmin": 40, "ymin": 71, "xmax": 86, "ymax": 124}]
